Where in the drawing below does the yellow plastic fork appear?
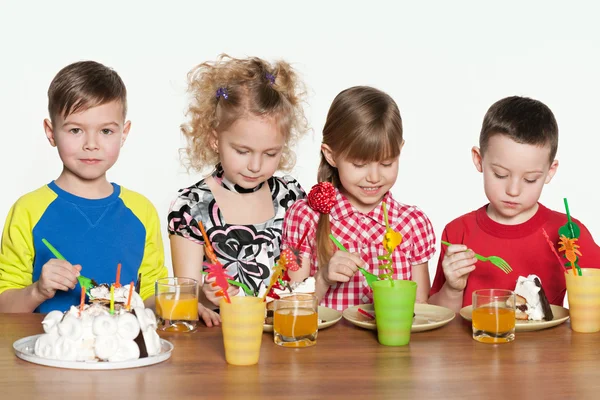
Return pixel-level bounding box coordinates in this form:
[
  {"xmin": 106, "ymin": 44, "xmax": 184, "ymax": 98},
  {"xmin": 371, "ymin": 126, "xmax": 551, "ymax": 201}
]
[{"xmin": 441, "ymin": 241, "xmax": 513, "ymax": 274}]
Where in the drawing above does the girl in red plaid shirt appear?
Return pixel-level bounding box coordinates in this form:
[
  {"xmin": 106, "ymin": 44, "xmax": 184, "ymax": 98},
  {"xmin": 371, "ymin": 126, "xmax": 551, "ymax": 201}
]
[{"xmin": 282, "ymin": 86, "xmax": 436, "ymax": 311}]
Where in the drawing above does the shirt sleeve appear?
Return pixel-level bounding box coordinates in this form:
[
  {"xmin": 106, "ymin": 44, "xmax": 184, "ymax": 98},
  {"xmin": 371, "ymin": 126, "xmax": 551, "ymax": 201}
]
[
  {"xmin": 408, "ymin": 206, "xmax": 437, "ymax": 265},
  {"xmin": 167, "ymin": 188, "xmax": 204, "ymax": 245},
  {"xmin": 0, "ymin": 203, "xmax": 36, "ymax": 295},
  {"xmin": 278, "ymin": 175, "xmax": 307, "ymax": 210},
  {"xmin": 137, "ymin": 201, "xmax": 168, "ymax": 301},
  {"xmin": 282, "ymin": 199, "xmax": 317, "ymax": 260}
]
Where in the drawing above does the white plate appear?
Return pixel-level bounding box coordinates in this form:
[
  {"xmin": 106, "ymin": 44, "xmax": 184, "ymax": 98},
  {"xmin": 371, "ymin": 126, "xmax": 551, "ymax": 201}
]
[
  {"xmin": 13, "ymin": 334, "xmax": 174, "ymax": 370},
  {"xmin": 459, "ymin": 304, "xmax": 570, "ymax": 332},
  {"xmin": 342, "ymin": 303, "xmax": 456, "ymax": 332},
  {"xmin": 263, "ymin": 306, "xmax": 342, "ymax": 333}
]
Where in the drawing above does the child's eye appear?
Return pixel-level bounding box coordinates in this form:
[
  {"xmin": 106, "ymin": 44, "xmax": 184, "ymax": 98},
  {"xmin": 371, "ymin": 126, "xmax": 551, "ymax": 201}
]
[
  {"xmin": 101, "ymin": 129, "xmax": 113, "ymax": 135},
  {"xmin": 352, "ymin": 163, "xmax": 366, "ymax": 168},
  {"xmin": 524, "ymin": 178, "xmax": 538, "ymax": 184},
  {"xmin": 381, "ymin": 162, "xmax": 393, "ymax": 167},
  {"xmin": 235, "ymin": 149, "xmax": 249, "ymax": 155},
  {"xmin": 493, "ymin": 173, "xmax": 507, "ymax": 179},
  {"xmin": 69, "ymin": 128, "xmax": 82, "ymax": 134},
  {"xmin": 265, "ymin": 152, "xmax": 278, "ymax": 158}
]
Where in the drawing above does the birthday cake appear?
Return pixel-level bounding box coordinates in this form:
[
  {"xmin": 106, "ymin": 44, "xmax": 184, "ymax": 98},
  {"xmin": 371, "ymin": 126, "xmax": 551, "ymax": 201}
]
[
  {"xmin": 34, "ymin": 284, "xmax": 161, "ymax": 362},
  {"xmin": 508, "ymin": 275, "xmax": 554, "ymax": 321}
]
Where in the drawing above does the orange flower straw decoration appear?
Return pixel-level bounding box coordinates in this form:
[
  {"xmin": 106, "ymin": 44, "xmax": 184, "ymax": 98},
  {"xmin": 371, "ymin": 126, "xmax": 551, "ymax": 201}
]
[
  {"xmin": 262, "ymin": 262, "xmax": 287, "ymax": 301},
  {"xmin": 198, "ymin": 221, "xmax": 219, "ymax": 265},
  {"xmin": 558, "ymin": 235, "xmax": 582, "ymax": 277},
  {"xmin": 378, "ymin": 202, "xmax": 402, "ymax": 284}
]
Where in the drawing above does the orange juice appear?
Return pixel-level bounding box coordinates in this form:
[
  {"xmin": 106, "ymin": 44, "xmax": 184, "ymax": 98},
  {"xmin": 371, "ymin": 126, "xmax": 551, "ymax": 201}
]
[
  {"xmin": 156, "ymin": 293, "xmax": 198, "ymax": 321},
  {"xmin": 273, "ymin": 308, "xmax": 318, "ymax": 337},
  {"xmin": 472, "ymin": 307, "xmax": 515, "ymax": 343}
]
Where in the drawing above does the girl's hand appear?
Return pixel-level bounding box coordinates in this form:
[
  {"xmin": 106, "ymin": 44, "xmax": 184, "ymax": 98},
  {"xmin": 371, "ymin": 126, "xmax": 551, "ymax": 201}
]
[
  {"xmin": 198, "ymin": 303, "xmax": 221, "ymax": 327},
  {"xmin": 322, "ymin": 250, "xmax": 365, "ymax": 285},
  {"xmin": 35, "ymin": 259, "xmax": 82, "ymax": 300},
  {"xmin": 202, "ymin": 275, "xmax": 240, "ymax": 307},
  {"xmin": 442, "ymin": 244, "xmax": 477, "ymax": 292}
]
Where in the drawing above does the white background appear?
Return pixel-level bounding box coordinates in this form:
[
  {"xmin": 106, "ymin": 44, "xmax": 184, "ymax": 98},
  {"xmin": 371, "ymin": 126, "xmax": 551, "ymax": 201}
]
[{"xmin": 1, "ymin": 0, "xmax": 599, "ymax": 281}]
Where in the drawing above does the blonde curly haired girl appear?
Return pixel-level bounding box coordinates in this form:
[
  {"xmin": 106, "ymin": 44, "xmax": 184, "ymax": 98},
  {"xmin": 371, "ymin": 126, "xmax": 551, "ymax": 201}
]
[{"xmin": 168, "ymin": 55, "xmax": 309, "ymax": 325}]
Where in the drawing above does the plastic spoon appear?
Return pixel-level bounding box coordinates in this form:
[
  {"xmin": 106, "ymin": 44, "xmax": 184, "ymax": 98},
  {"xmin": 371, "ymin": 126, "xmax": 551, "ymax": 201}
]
[{"xmin": 328, "ymin": 234, "xmax": 378, "ymax": 287}]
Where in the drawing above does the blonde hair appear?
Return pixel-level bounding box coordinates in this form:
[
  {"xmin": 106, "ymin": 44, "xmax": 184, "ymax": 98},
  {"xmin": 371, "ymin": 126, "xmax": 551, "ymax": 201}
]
[
  {"xmin": 316, "ymin": 86, "xmax": 404, "ymax": 268},
  {"xmin": 180, "ymin": 54, "xmax": 308, "ymax": 172}
]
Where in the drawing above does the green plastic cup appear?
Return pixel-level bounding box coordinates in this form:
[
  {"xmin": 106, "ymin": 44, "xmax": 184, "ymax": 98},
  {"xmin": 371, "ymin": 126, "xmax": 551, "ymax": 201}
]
[{"xmin": 372, "ymin": 279, "xmax": 417, "ymax": 346}]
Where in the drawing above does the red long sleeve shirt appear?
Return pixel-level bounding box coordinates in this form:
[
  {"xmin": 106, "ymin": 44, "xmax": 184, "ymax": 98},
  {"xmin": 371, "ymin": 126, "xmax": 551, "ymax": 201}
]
[{"xmin": 430, "ymin": 203, "xmax": 600, "ymax": 306}]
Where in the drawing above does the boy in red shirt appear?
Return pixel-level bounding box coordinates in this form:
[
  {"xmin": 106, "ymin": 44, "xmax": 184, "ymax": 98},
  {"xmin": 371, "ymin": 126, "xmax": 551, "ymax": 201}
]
[{"xmin": 429, "ymin": 96, "xmax": 600, "ymax": 312}]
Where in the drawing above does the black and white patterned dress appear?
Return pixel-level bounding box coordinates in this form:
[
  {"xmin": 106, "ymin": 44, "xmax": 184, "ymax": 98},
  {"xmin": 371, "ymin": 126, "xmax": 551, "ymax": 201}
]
[{"xmin": 167, "ymin": 173, "xmax": 305, "ymax": 296}]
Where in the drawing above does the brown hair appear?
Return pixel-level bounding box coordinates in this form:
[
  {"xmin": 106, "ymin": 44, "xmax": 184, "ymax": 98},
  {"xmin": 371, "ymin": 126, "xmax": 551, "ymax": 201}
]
[
  {"xmin": 316, "ymin": 86, "xmax": 404, "ymax": 268},
  {"xmin": 48, "ymin": 61, "xmax": 127, "ymax": 123},
  {"xmin": 180, "ymin": 54, "xmax": 308, "ymax": 172},
  {"xmin": 480, "ymin": 96, "xmax": 558, "ymax": 163}
]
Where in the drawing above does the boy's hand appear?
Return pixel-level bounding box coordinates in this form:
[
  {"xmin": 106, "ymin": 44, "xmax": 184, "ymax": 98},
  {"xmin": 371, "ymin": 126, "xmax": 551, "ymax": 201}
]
[
  {"xmin": 198, "ymin": 303, "xmax": 221, "ymax": 327},
  {"xmin": 202, "ymin": 276, "xmax": 240, "ymax": 307},
  {"xmin": 442, "ymin": 244, "xmax": 477, "ymax": 291},
  {"xmin": 35, "ymin": 259, "xmax": 82, "ymax": 300},
  {"xmin": 322, "ymin": 250, "xmax": 365, "ymax": 285}
]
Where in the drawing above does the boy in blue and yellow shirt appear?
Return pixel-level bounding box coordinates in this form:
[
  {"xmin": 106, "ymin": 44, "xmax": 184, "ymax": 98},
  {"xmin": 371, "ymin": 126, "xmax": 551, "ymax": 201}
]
[{"xmin": 0, "ymin": 61, "xmax": 167, "ymax": 313}]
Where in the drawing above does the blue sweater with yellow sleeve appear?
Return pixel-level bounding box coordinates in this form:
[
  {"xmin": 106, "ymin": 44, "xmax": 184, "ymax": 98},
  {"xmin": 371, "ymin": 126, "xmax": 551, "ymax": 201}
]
[{"xmin": 0, "ymin": 182, "xmax": 168, "ymax": 313}]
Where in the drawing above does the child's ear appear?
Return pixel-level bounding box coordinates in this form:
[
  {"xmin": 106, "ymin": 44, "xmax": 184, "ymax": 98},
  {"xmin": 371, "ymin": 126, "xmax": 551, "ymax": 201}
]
[
  {"xmin": 43, "ymin": 119, "xmax": 56, "ymax": 147},
  {"xmin": 545, "ymin": 159, "xmax": 559, "ymax": 184},
  {"xmin": 471, "ymin": 146, "xmax": 483, "ymax": 172},
  {"xmin": 210, "ymin": 129, "xmax": 219, "ymax": 153},
  {"xmin": 321, "ymin": 144, "xmax": 337, "ymax": 167},
  {"xmin": 120, "ymin": 121, "xmax": 131, "ymax": 147}
]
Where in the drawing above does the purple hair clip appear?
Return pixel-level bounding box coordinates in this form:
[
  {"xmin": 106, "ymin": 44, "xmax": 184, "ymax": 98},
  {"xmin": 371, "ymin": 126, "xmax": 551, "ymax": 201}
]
[
  {"xmin": 216, "ymin": 87, "xmax": 228, "ymax": 100},
  {"xmin": 265, "ymin": 73, "xmax": 275, "ymax": 85}
]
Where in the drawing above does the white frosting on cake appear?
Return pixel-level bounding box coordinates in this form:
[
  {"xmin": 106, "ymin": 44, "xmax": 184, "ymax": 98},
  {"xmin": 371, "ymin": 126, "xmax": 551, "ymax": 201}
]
[
  {"xmin": 34, "ymin": 285, "xmax": 161, "ymax": 362},
  {"xmin": 514, "ymin": 274, "xmax": 545, "ymax": 321}
]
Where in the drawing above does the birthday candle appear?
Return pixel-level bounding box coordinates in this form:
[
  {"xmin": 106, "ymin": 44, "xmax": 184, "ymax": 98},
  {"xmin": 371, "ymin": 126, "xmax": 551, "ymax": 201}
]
[
  {"xmin": 115, "ymin": 263, "xmax": 122, "ymax": 288},
  {"xmin": 110, "ymin": 285, "xmax": 115, "ymax": 315},
  {"xmin": 126, "ymin": 281, "xmax": 134, "ymax": 310},
  {"xmin": 79, "ymin": 285, "xmax": 85, "ymax": 314}
]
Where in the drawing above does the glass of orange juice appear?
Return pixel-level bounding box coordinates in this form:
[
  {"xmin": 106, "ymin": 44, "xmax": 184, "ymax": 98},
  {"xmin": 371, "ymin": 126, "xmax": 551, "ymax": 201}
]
[
  {"xmin": 273, "ymin": 294, "xmax": 318, "ymax": 347},
  {"xmin": 155, "ymin": 277, "xmax": 199, "ymax": 332},
  {"xmin": 472, "ymin": 289, "xmax": 516, "ymax": 344}
]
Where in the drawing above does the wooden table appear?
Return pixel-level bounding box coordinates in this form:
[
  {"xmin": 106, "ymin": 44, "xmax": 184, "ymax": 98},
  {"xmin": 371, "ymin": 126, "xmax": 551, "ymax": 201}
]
[{"xmin": 1, "ymin": 313, "xmax": 599, "ymax": 399}]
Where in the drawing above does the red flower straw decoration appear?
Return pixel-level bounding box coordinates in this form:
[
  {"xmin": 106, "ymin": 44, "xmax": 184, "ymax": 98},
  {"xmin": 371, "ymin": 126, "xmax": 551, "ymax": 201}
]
[
  {"xmin": 262, "ymin": 263, "xmax": 287, "ymax": 301},
  {"xmin": 205, "ymin": 262, "xmax": 234, "ymax": 303},
  {"xmin": 307, "ymin": 182, "xmax": 336, "ymax": 214},
  {"xmin": 541, "ymin": 228, "xmax": 565, "ymax": 271}
]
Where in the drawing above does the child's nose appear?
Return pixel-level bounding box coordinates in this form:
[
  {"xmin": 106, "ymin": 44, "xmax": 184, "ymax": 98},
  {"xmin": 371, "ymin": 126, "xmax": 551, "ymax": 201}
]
[
  {"xmin": 247, "ymin": 154, "xmax": 262, "ymax": 173},
  {"xmin": 366, "ymin": 165, "xmax": 381, "ymax": 183},
  {"xmin": 83, "ymin": 133, "xmax": 99, "ymax": 150},
  {"xmin": 506, "ymin": 178, "xmax": 521, "ymax": 197}
]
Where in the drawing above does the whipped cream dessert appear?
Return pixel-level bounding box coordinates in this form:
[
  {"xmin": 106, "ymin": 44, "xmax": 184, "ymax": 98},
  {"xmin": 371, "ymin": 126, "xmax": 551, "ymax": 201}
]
[
  {"xmin": 34, "ymin": 284, "xmax": 161, "ymax": 362},
  {"xmin": 89, "ymin": 284, "xmax": 145, "ymax": 309},
  {"xmin": 511, "ymin": 275, "xmax": 554, "ymax": 321}
]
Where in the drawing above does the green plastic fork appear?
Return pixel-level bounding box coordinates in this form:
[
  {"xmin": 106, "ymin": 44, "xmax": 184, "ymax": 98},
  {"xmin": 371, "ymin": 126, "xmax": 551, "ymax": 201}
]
[
  {"xmin": 329, "ymin": 234, "xmax": 379, "ymax": 287},
  {"xmin": 441, "ymin": 240, "xmax": 512, "ymax": 274},
  {"xmin": 41, "ymin": 238, "xmax": 97, "ymax": 292}
]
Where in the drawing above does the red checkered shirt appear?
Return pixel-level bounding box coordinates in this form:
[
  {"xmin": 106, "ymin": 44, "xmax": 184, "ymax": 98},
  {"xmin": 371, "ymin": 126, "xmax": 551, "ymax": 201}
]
[{"xmin": 282, "ymin": 189, "xmax": 436, "ymax": 311}]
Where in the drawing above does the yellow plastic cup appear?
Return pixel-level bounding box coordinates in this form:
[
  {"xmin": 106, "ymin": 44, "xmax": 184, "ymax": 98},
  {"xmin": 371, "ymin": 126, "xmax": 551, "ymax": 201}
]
[
  {"xmin": 565, "ymin": 268, "xmax": 600, "ymax": 333},
  {"xmin": 220, "ymin": 296, "xmax": 266, "ymax": 365}
]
